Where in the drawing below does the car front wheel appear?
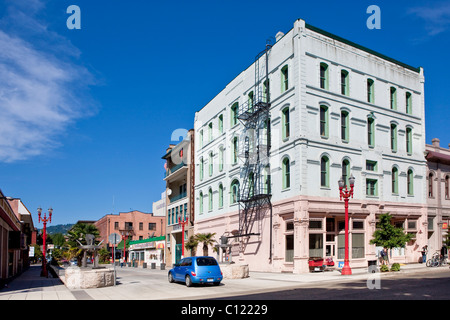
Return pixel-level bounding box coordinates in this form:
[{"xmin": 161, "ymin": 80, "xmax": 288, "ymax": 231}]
[{"xmin": 168, "ymin": 272, "xmax": 174, "ymax": 283}]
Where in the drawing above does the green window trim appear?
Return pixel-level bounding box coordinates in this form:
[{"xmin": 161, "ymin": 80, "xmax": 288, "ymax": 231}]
[
  {"xmin": 342, "ymin": 159, "xmax": 350, "ymax": 187},
  {"xmin": 392, "ymin": 167, "xmax": 399, "ymax": 195},
  {"xmin": 208, "ymin": 188, "xmax": 213, "ymax": 211},
  {"xmin": 263, "ymin": 80, "xmax": 270, "ymax": 103},
  {"xmin": 367, "ymin": 79, "xmax": 374, "ymax": 103},
  {"xmin": 209, "ymin": 152, "xmax": 213, "ymax": 177},
  {"xmin": 320, "ymin": 63, "xmax": 329, "ymax": 90},
  {"xmin": 282, "ymin": 158, "xmax": 290, "ymax": 189},
  {"xmin": 282, "ymin": 107, "xmax": 290, "ymax": 140},
  {"xmin": 199, "ymin": 192, "xmax": 204, "ymax": 214},
  {"xmin": 248, "ymin": 91, "xmax": 254, "ymax": 113},
  {"xmin": 231, "ymin": 102, "xmax": 238, "ymax": 126},
  {"xmin": 406, "ymin": 92, "xmax": 412, "ymax": 114},
  {"xmin": 208, "ymin": 122, "xmax": 213, "ymax": 142},
  {"xmin": 200, "ymin": 157, "xmax": 204, "ymax": 181},
  {"xmin": 281, "ymin": 65, "xmax": 289, "ymax": 93},
  {"xmin": 341, "ymin": 111, "xmax": 349, "ymax": 142},
  {"xmin": 341, "ymin": 70, "xmax": 349, "ymax": 96},
  {"xmin": 232, "ymin": 137, "xmax": 238, "ymax": 164},
  {"xmin": 219, "ymin": 147, "xmax": 224, "ymax": 172},
  {"xmin": 230, "ymin": 180, "xmax": 240, "ymax": 204},
  {"xmin": 390, "ymin": 124, "xmax": 397, "ymax": 152},
  {"xmin": 320, "ymin": 105, "xmax": 329, "ymax": 138},
  {"xmin": 320, "ymin": 156, "xmax": 329, "ymax": 188},
  {"xmin": 218, "ymin": 114, "xmax": 223, "ymax": 134},
  {"xmin": 366, "ymin": 179, "xmax": 378, "ymax": 196},
  {"xmin": 390, "ymin": 87, "xmax": 397, "ymax": 110},
  {"xmin": 218, "ymin": 184, "xmax": 223, "ymax": 208},
  {"xmin": 367, "ymin": 117, "xmax": 375, "ymax": 147},
  {"xmin": 407, "ymin": 169, "xmax": 414, "ymax": 196},
  {"xmin": 406, "ymin": 127, "xmax": 412, "ymax": 155}
]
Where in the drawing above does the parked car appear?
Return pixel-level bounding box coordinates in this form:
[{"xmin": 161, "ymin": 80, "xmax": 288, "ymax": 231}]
[{"xmin": 168, "ymin": 256, "xmax": 223, "ymax": 287}]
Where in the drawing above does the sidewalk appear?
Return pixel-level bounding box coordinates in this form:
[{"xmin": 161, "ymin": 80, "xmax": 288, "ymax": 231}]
[{"xmin": 0, "ymin": 262, "xmax": 445, "ymax": 300}]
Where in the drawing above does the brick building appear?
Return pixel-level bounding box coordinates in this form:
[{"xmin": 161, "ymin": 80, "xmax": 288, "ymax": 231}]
[{"xmin": 95, "ymin": 210, "xmax": 166, "ymax": 257}]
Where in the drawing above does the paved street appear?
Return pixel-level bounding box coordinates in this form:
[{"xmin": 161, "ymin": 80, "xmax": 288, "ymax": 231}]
[{"xmin": 0, "ymin": 263, "xmax": 449, "ymax": 300}]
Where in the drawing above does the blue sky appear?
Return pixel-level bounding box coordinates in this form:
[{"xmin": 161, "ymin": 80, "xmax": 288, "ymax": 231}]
[{"xmin": 0, "ymin": 0, "xmax": 449, "ymax": 225}]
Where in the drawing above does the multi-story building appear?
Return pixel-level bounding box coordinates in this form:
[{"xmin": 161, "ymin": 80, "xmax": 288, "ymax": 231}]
[
  {"xmin": 162, "ymin": 129, "xmax": 195, "ymax": 266},
  {"xmin": 0, "ymin": 190, "xmax": 33, "ymax": 286},
  {"xmin": 95, "ymin": 210, "xmax": 165, "ymax": 260},
  {"xmin": 426, "ymin": 138, "xmax": 450, "ymax": 255},
  {"xmin": 193, "ymin": 18, "xmax": 427, "ymax": 273}
]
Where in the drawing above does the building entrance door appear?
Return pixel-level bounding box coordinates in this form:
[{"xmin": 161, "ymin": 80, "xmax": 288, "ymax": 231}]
[{"xmin": 175, "ymin": 244, "xmax": 182, "ymax": 264}]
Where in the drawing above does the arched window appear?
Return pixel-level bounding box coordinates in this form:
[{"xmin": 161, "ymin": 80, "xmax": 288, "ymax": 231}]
[
  {"xmin": 282, "ymin": 107, "xmax": 290, "ymax": 139},
  {"xmin": 341, "ymin": 111, "xmax": 349, "ymax": 142},
  {"xmin": 406, "ymin": 92, "xmax": 412, "ymax": 114},
  {"xmin": 232, "ymin": 137, "xmax": 238, "ymax": 164},
  {"xmin": 392, "ymin": 167, "xmax": 399, "ymax": 195},
  {"xmin": 231, "ymin": 102, "xmax": 238, "ymax": 126},
  {"xmin": 342, "ymin": 159, "xmax": 350, "ymax": 187},
  {"xmin": 248, "ymin": 91, "xmax": 254, "ymax": 113},
  {"xmin": 367, "ymin": 117, "xmax": 375, "ymax": 147},
  {"xmin": 428, "ymin": 172, "xmax": 434, "ymax": 198},
  {"xmin": 200, "ymin": 157, "xmax": 204, "ymax": 181},
  {"xmin": 263, "ymin": 165, "xmax": 271, "ymax": 195},
  {"xmin": 406, "ymin": 127, "xmax": 412, "ymax": 155},
  {"xmin": 199, "ymin": 191, "xmax": 204, "ymax": 214},
  {"xmin": 367, "ymin": 79, "xmax": 374, "ymax": 103},
  {"xmin": 321, "ymin": 156, "xmax": 329, "ymax": 187},
  {"xmin": 390, "ymin": 123, "xmax": 397, "ymax": 152},
  {"xmin": 219, "ymin": 146, "xmax": 224, "ymax": 172},
  {"xmin": 281, "ymin": 65, "xmax": 289, "ymax": 92},
  {"xmin": 219, "ymin": 184, "xmax": 224, "ymax": 208},
  {"xmin": 282, "ymin": 157, "xmax": 290, "ymax": 189},
  {"xmin": 341, "ymin": 70, "xmax": 349, "ymax": 95},
  {"xmin": 208, "ymin": 188, "xmax": 213, "ymax": 211},
  {"xmin": 445, "ymin": 176, "xmax": 449, "ymax": 200},
  {"xmin": 320, "ymin": 105, "xmax": 329, "ymax": 138},
  {"xmin": 231, "ymin": 179, "xmax": 240, "ymax": 204},
  {"xmin": 248, "ymin": 172, "xmax": 255, "ymax": 197},
  {"xmin": 390, "ymin": 87, "xmax": 397, "ymax": 110},
  {"xmin": 209, "ymin": 152, "xmax": 213, "ymax": 177},
  {"xmin": 407, "ymin": 169, "xmax": 414, "ymax": 196},
  {"xmin": 320, "ymin": 63, "xmax": 329, "ymax": 90}
]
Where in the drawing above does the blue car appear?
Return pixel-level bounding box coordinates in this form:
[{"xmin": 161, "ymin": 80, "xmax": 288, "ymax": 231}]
[{"xmin": 168, "ymin": 256, "xmax": 223, "ymax": 287}]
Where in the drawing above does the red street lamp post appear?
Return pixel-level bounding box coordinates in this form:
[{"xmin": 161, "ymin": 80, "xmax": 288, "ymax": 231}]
[
  {"xmin": 338, "ymin": 174, "xmax": 355, "ymax": 276},
  {"xmin": 37, "ymin": 207, "xmax": 53, "ymax": 277},
  {"xmin": 178, "ymin": 216, "xmax": 189, "ymax": 258}
]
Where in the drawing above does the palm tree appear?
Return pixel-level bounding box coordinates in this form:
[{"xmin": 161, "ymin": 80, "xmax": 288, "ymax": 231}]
[
  {"xmin": 184, "ymin": 236, "xmax": 199, "ymax": 257},
  {"xmin": 66, "ymin": 223, "xmax": 101, "ymax": 266},
  {"xmin": 194, "ymin": 233, "xmax": 216, "ymax": 256}
]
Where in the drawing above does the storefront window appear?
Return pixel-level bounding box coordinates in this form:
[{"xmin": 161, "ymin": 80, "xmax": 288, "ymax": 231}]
[
  {"xmin": 352, "ymin": 233, "xmax": 364, "ymax": 259},
  {"xmin": 309, "ymin": 234, "xmax": 323, "ymax": 257}
]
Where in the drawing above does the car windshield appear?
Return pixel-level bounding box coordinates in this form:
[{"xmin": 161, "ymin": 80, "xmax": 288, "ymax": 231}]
[{"xmin": 196, "ymin": 257, "xmax": 218, "ymax": 266}]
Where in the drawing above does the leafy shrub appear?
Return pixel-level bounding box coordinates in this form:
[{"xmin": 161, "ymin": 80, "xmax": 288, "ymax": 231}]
[
  {"xmin": 390, "ymin": 263, "xmax": 401, "ymax": 272},
  {"xmin": 380, "ymin": 265, "xmax": 389, "ymax": 272}
]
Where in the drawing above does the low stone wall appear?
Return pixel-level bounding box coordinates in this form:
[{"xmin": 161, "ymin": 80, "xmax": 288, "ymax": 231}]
[
  {"xmin": 63, "ymin": 266, "xmax": 114, "ymax": 290},
  {"xmin": 220, "ymin": 263, "xmax": 249, "ymax": 279}
]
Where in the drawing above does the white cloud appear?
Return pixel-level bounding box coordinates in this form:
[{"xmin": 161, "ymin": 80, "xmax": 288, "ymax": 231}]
[
  {"xmin": 0, "ymin": 1, "xmax": 97, "ymax": 162},
  {"xmin": 408, "ymin": 2, "xmax": 450, "ymax": 36}
]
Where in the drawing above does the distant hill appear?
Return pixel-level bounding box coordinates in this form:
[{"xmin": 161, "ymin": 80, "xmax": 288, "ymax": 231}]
[{"xmin": 38, "ymin": 224, "xmax": 74, "ymax": 235}]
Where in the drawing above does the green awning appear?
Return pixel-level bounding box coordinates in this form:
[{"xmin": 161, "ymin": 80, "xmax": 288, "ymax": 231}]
[{"xmin": 116, "ymin": 238, "xmax": 131, "ymax": 249}]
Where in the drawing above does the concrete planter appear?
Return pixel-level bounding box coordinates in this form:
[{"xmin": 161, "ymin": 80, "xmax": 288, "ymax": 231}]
[{"xmin": 64, "ymin": 266, "xmax": 115, "ymax": 290}]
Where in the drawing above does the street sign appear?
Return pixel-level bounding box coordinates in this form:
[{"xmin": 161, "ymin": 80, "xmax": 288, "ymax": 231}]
[{"xmin": 109, "ymin": 233, "xmax": 121, "ymax": 245}]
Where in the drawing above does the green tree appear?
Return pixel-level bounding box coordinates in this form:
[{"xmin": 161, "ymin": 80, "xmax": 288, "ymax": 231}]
[
  {"xmin": 194, "ymin": 233, "xmax": 216, "ymax": 256},
  {"xmin": 370, "ymin": 213, "xmax": 414, "ymax": 249},
  {"xmin": 51, "ymin": 233, "xmax": 66, "ymax": 248},
  {"xmin": 66, "ymin": 223, "xmax": 101, "ymax": 266},
  {"xmin": 184, "ymin": 235, "xmax": 199, "ymax": 256}
]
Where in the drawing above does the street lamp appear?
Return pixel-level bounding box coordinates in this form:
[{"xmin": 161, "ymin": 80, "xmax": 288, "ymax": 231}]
[
  {"xmin": 338, "ymin": 175, "xmax": 355, "ymax": 276},
  {"xmin": 178, "ymin": 216, "xmax": 189, "ymax": 259},
  {"xmin": 38, "ymin": 207, "xmax": 52, "ymax": 277}
]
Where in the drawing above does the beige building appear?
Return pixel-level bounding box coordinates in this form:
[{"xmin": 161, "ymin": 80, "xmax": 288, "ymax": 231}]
[
  {"xmin": 426, "ymin": 138, "xmax": 450, "ymax": 255},
  {"xmin": 162, "ymin": 129, "xmax": 195, "ymax": 266}
]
